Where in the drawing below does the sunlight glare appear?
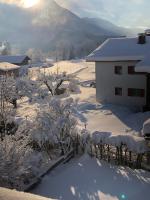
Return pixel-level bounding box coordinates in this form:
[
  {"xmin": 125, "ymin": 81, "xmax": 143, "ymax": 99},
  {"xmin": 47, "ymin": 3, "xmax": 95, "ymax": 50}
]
[{"xmin": 23, "ymin": 0, "xmax": 40, "ymax": 8}]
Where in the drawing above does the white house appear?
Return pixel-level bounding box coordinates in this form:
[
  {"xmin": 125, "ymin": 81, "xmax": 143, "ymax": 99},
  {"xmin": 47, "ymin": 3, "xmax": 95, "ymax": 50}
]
[{"xmin": 86, "ymin": 30, "xmax": 150, "ymax": 110}]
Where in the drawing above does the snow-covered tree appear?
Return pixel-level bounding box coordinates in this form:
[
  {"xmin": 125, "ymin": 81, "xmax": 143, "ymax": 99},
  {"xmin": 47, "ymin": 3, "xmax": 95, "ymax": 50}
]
[
  {"xmin": 30, "ymin": 98, "xmax": 79, "ymax": 156},
  {"xmin": 0, "ymin": 76, "xmax": 42, "ymax": 108},
  {"xmin": 39, "ymin": 71, "xmax": 68, "ymax": 96},
  {"xmin": 0, "ymin": 41, "xmax": 11, "ymax": 55},
  {"xmin": 39, "ymin": 70, "xmax": 80, "ymax": 96},
  {"xmin": 0, "ymin": 77, "xmax": 18, "ymax": 140}
]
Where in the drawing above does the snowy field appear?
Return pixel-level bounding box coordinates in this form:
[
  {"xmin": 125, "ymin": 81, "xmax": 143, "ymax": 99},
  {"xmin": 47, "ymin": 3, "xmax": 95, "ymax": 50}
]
[{"xmin": 32, "ymin": 154, "xmax": 150, "ymax": 200}]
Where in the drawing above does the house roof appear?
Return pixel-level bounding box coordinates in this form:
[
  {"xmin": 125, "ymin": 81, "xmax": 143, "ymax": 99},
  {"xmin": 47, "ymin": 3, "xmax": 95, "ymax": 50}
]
[
  {"xmin": 0, "ymin": 62, "xmax": 20, "ymax": 71},
  {"xmin": 86, "ymin": 35, "xmax": 150, "ymax": 73},
  {"xmin": 135, "ymin": 55, "xmax": 150, "ymax": 73},
  {"xmin": 0, "ymin": 55, "xmax": 30, "ymax": 64},
  {"xmin": 87, "ymin": 36, "xmax": 150, "ymax": 62}
]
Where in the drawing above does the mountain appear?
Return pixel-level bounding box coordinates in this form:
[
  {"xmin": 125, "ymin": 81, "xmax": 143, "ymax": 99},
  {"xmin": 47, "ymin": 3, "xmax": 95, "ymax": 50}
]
[
  {"xmin": 84, "ymin": 17, "xmax": 137, "ymax": 36},
  {"xmin": 0, "ymin": 0, "xmax": 125, "ymax": 59},
  {"xmin": 83, "ymin": 17, "xmax": 130, "ymax": 36}
]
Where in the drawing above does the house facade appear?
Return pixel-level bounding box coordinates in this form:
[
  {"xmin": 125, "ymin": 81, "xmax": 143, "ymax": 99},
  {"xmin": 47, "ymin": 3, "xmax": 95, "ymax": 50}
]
[
  {"xmin": 95, "ymin": 61, "xmax": 146, "ymax": 107},
  {"xmin": 87, "ymin": 30, "xmax": 150, "ymax": 109}
]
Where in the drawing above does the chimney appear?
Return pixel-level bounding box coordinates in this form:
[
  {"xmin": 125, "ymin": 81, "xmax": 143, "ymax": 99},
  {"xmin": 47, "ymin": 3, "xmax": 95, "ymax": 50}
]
[{"xmin": 138, "ymin": 33, "xmax": 146, "ymax": 44}]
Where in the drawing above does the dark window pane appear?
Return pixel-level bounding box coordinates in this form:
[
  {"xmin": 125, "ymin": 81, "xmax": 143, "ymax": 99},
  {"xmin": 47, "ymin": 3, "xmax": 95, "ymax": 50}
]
[
  {"xmin": 128, "ymin": 88, "xmax": 145, "ymax": 97},
  {"xmin": 128, "ymin": 66, "xmax": 135, "ymax": 74},
  {"xmin": 115, "ymin": 87, "xmax": 122, "ymax": 96},
  {"xmin": 115, "ymin": 66, "xmax": 122, "ymax": 74}
]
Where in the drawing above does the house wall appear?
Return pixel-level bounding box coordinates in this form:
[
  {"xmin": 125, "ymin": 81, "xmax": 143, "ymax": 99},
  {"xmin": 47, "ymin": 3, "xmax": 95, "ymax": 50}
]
[
  {"xmin": 96, "ymin": 61, "xmax": 147, "ymax": 108},
  {"xmin": 0, "ymin": 69, "xmax": 20, "ymax": 78}
]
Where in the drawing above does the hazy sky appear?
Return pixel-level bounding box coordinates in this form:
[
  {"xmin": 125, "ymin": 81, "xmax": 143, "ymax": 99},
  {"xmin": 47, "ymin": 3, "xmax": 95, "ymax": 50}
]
[
  {"xmin": 57, "ymin": 0, "xmax": 150, "ymax": 28},
  {"xmin": 0, "ymin": 0, "xmax": 149, "ymax": 28}
]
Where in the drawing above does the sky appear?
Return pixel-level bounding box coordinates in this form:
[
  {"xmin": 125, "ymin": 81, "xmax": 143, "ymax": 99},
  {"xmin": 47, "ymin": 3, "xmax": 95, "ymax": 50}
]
[{"xmin": 0, "ymin": 0, "xmax": 150, "ymax": 28}]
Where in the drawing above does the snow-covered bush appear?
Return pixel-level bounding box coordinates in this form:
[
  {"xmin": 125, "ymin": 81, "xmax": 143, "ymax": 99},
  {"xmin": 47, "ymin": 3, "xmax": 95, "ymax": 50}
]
[
  {"xmin": 16, "ymin": 77, "xmax": 37, "ymax": 100},
  {"xmin": 88, "ymin": 131, "xmax": 148, "ymax": 168},
  {"xmin": 0, "ymin": 76, "xmax": 20, "ymax": 108},
  {"xmin": 30, "ymin": 98, "xmax": 79, "ymax": 156},
  {"xmin": 0, "ymin": 135, "xmax": 29, "ymax": 189},
  {"xmin": 142, "ymin": 119, "xmax": 150, "ymax": 136},
  {"xmin": 68, "ymin": 79, "xmax": 80, "ymax": 93},
  {"xmin": 0, "ymin": 120, "xmax": 49, "ymax": 190},
  {"xmin": 0, "ymin": 76, "xmax": 41, "ymax": 108},
  {"xmin": 92, "ymin": 131, "xmax": 111, "ymax": 145},
  {"xmin": 91, "ymin": 131, "xmax": 147, "ymax": 154},
  {"xmin": 0, "ymin": 80, "xmax": 18, "ymax": 140}
]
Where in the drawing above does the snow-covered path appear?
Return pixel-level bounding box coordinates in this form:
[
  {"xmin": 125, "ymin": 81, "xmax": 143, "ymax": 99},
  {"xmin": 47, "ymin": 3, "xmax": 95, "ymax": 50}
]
[{"xmin": 31, "ymin": 155, "xmax": 150, "ymax": 200}]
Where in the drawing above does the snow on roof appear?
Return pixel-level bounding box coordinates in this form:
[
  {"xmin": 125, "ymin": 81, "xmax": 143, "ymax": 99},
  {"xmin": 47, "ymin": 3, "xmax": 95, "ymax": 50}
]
[
  {"xmin": 86, "ymin": 36, "xmax": 150, "ymax": 62},
  {"xmin": 135, "ymin": 55, "xmax": 150, "ymax": 73},
  {"xmin": 0, "ymin": 62, "xmax": 20, "ymax": 71},
  {"xmin": 0, "ymin": 55, "xmax": 30, "ymax": 64}
]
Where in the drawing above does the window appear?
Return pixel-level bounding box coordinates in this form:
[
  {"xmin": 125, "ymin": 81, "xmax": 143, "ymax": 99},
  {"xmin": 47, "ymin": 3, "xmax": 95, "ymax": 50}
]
[
  {"xmin": 128, "ymin": 66, "xmax": 135, "ymax": 74},
  {"xmin": 115, "ymin": 87, "xmax": 122, "ymax": 96},
  {"xmin": 128, "ymin": 88, "xmax": 145, "ymax": 97},
  {"xmin": 114, "ymin": 66, "xmax": 122, "ymax": 74}
]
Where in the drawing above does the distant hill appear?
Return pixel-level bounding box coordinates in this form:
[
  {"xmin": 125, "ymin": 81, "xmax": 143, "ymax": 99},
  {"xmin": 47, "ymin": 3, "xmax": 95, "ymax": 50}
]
[
  {"xmin": 0, "ymin": 0, "xmax": 127, "ymax": 59},
  {"xmin": 84, "ymin": 17, "xmax": 144, "ymax": 37}
]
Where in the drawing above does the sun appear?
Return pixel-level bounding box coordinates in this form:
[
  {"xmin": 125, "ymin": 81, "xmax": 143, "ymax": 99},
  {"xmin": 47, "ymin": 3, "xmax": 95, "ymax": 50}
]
[{"xmin": 23, "ymin": 0, "xmax": 40, "ymax": 8}]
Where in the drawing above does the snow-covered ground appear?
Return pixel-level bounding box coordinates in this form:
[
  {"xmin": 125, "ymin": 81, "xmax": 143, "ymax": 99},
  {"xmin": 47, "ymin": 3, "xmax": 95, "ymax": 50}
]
[
  {"xmin": 78, "ymin": 102, "xmax": 150, "ymax": 136},
  {"xmin": 15, "ymin": 59, "xmax": 150, "ymax": 199},
  {"xmin": 0, "ymin": 187, "xmax": 55, "ymax": 200},
  {"xmin": 26, "ymin": 59, "xmax": 150, "ymax": 136},
  {"xmin": 32, "ymin": 154, "xmax": 150, "ymax": 200},
  {"xmin": 46, "ymin": 60, "xmax": 150, "ymax": 135}
]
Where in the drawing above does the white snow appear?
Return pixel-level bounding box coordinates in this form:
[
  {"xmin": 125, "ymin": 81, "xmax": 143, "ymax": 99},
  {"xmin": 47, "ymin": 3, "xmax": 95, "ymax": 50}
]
[
  {"xmin": 32, "ymin": 154, "xmax": 150, "ymax": 200},
  {"xmin": 1, "ymin": 59, "xmax": 149, "ymax": 199},
  {"xmin": 86, "ymin": 36, "xmax": 150, "ymax": 73},
  {"xmin": 77, "ymin": 102, "xmax": 150, "ymax": 136},
  {"xmin": 135, "ymin": 55, "xmax": 150, "ymax": 73},
  {"xmin": 91, "ymin": 131, "xmax": 147, "ymax": 153},
  {"xmin": 142, "ymin": 119, "xmax": 150, "ymax": 135},
  {"xmin": 18, "ymin": 60, "xmax": 150, "ymax": 136},
  {"xmin": 0, "ymin": 187, "xmax": 54, "ymax": 200},
  {"xmin": 86, "ymin": 36, "xmax": 150, "ymax": 62},
  {"xmin": 0, "ymin": 62, "xmax": 20, "ymax": 71}
]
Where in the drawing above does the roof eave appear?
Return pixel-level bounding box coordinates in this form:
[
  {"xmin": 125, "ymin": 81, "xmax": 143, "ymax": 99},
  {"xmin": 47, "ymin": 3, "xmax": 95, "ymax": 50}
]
[{"xmin": 86, "ymin": 56, "xmax": 144, "ymax": 62}]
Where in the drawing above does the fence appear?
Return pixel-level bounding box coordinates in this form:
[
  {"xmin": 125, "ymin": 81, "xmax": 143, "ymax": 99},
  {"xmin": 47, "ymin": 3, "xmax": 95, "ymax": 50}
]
[{"xmin": 79, "ymin": 131, "xmax": 150, "ymax": 170}]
